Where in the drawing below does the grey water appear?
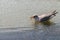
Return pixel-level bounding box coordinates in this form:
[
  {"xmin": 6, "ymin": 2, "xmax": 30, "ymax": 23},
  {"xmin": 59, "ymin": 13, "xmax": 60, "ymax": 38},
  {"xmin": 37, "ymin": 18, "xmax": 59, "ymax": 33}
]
[{"xmin": 0, "ymin": 0, "xmax": 60, "ymax": 40}]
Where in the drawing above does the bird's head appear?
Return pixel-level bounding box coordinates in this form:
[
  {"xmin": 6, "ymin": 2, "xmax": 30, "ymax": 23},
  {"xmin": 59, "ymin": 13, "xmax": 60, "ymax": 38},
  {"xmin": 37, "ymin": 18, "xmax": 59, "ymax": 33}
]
[
  {"xmin": 30, "ymin": 15, "xmax": 39, "ymax": 22},
  {"xmin": 30, "ymin": 15, "xmax": 38, "ymax": 19}
]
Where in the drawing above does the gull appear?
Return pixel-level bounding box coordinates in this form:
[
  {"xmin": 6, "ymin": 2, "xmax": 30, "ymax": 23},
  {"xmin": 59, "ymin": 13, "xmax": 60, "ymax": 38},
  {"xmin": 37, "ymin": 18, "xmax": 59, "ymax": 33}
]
[{"xmin": 31, "ymin": 10, "xmax": 58, "ymax": 23}]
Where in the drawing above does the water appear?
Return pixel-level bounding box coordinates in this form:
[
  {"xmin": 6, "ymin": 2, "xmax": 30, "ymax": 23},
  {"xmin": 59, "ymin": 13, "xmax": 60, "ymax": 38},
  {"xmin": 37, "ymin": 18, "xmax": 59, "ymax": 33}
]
[{"xmin": 0, "ymin": 0, "xmax": 60, "ymax": 40}]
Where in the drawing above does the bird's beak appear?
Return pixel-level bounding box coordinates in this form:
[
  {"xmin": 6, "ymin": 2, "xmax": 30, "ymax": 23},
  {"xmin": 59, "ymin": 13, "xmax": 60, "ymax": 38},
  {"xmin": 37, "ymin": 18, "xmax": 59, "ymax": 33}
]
[{"xmin": 30, "ymin": 16, "xmax": 34, "ymax": 19}]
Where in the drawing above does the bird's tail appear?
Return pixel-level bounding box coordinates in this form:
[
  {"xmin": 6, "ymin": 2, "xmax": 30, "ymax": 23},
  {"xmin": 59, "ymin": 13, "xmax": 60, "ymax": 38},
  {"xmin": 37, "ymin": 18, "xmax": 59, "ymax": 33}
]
[{"xmin": 52, "ymin": 10, "xmax": 58, "ymax": 16}]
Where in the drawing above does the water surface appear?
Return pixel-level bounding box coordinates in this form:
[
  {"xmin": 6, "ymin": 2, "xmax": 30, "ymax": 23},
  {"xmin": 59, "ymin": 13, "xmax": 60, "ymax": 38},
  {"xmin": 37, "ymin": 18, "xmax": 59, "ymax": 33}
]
[{"xmin": 0, "ymin": 0, "xmax": 60, "ymax": 40}]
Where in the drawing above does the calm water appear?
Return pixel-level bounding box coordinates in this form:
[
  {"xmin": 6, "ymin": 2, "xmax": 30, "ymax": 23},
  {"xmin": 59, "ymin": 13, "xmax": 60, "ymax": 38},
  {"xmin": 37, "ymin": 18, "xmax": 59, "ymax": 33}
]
[{"xmin": 0, "ymin": 0, "xmax": 60, "ymax": 40}]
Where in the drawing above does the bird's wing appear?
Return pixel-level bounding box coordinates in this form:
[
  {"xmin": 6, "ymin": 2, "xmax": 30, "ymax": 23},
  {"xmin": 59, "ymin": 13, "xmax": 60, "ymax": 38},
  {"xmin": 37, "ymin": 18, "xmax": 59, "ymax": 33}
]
[{"xmin": 38, "ymin": 14, "xmax": 47, "ymax": 21}]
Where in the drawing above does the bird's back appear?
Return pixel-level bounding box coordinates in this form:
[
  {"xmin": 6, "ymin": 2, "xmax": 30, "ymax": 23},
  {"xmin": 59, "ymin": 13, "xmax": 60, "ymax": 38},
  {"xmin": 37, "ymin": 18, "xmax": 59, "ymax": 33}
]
[{"xmin": 40, "ymin": 16, "xmax": 51, "ymax": 22}]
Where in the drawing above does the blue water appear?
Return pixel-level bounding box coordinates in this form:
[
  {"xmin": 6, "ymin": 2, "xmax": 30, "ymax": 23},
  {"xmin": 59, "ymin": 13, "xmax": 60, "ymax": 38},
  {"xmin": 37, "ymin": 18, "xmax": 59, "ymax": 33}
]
[
  {"xmin": 0, "ymin": 24, "xmax": 59, "ymax": 40},
  {"xmin": 0, "ymin": 23, "xmax": 60, "ymax": 40}
]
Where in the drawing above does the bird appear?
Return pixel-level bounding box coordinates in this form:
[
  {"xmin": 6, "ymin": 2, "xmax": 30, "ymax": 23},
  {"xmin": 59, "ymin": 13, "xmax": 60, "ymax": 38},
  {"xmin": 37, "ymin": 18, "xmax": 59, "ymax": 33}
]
[{"xmin": 30, "ymin": 10, "xmax": 58, "ymax": 25}]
